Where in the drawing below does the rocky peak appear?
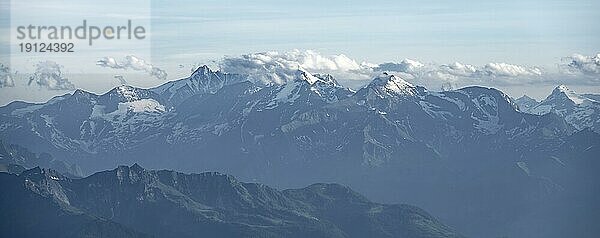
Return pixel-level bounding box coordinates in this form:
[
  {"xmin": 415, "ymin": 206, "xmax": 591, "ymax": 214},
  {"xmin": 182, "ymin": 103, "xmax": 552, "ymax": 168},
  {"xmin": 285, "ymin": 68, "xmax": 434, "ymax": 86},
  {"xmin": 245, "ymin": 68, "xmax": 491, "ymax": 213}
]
[
  {"xmin": 19, "ymin": 167, "xmax": 70, "ymax": 204},
  {"xmin": 547, "ymin": 84, "xmax": 586, "ymax": 105}
]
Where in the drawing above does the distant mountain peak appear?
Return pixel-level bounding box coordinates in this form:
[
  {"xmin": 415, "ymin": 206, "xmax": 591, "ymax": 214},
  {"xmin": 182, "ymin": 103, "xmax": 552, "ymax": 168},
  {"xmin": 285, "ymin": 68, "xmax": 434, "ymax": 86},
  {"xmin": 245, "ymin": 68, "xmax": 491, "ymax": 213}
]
[
  {"xmin": 368, "ymin": 73, "xmax": 416, "ymax": 96},
  {"xmin": 151, "ymin": 65, "xmax": 249, "ymax": 107},
  {"xmin": 130, "ymin": 163, "xmax": 144, "ymax": 171},
  {"xmin": 548, "ymin": 84, "xmax": 586, "ymax": 105},
  {"xmin": 515, "ymin": 94, "xmax": 540, "ymax": 112},
  {"xmin": 73, "ymin": 88, "xmax": 90, "ymax": 96},
  {"xmin": 516, "ymin": 95, "xmax": 536, "ymax": 101},
  {"xmin": 69, "ymin": 89, "xmax": 97, "ymax": 101},
  {"xmin": 294, "ymin": 69, "xmax": 321, "ymax": 85},
  {"xmin": 522, "ymin": 84, "xmax": 600, "ymax": 132},
  {"xmin": 191, "ymin": 64, "xmax": 214, "ymax": 77}
]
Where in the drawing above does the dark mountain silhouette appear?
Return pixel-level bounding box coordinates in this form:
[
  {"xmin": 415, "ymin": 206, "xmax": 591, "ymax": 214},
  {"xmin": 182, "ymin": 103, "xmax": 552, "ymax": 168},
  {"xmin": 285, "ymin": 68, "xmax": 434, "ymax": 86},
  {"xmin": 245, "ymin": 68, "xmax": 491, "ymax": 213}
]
[{"xmin": 0, "ymin": 165, "xmax": 463, "ymax": 238}]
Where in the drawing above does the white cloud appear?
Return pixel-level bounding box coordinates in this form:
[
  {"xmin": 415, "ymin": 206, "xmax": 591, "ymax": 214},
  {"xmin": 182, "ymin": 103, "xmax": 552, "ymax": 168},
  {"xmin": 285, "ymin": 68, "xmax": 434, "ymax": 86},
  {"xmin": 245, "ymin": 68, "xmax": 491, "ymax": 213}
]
[
  {"xmin": 479, "ymin": 63, "xmax": 542, "ymax": 77},
  {"xmin": 0, "ymin": 63, "xmax": 15, "ymax": 88},
  {"xmin": 216, "ymin": 50, "xmax": 599, "ymax": 91},
  {"xmin": 97, "ymin": 57, "xmax": 121, "ymax": 68},
  {"xmin": 97, "ymin": 55, "xmax": 168, "ymax": 80},
  {"xmin": 219, "ymin": 50, "xmax": 373, "ymax": 85},
  {"xmin": 434, "ymin": 62, "xmax": 478, "ymax": 78},
  {"xmin": 374, "ymin": 59, "xmax": 425, "ymax": 74},
  {"xmin": 562, "ymin": 53, "xmax": 600, "ymax": 76},
  {"xmin": 371, "ymin": 60, "xmax": 543, "ymax": 90},
  {"xmin": 376, "ymin": 61, "xmax": 541, "ymax": 79},
  {"xmin": 27, "ymin": 61, "xmax": 75, "ymax": 90}
]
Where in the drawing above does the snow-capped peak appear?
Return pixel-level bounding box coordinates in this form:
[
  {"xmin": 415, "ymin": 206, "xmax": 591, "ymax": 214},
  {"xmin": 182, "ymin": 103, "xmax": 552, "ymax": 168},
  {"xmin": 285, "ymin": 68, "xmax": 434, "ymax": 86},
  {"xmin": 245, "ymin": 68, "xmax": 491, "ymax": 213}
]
[
  {"xmin": 368, "ymin": 73, "xmax": 416, "ymax": 96},
  {"xmin": 268, "ymin": 70, "xmax": 351, "ymax": 105},
  {"xmin": 151, "ymin": 65, "xmax": 250, "ymax": 107},
  {"xmin": 550, "ymin": 84, "xmax": 587, "ymax": 105},
  {"xmin": 294, "ymin": 69, "xmax": 320, "ymax": 85},
  {"xmin": 272, "ymin": 70, "xmax": 318, "ymax": 104},
  {"xmin": 527, "ymin": 84, "xmax": 599, "ymax": 123},
  {"xmin": 191, "ymin": 65, "xmax": 212, "ymax": 77},
  {"xmin": 555, "ymin": 84, "xmax": 570, "ymax": 92}
]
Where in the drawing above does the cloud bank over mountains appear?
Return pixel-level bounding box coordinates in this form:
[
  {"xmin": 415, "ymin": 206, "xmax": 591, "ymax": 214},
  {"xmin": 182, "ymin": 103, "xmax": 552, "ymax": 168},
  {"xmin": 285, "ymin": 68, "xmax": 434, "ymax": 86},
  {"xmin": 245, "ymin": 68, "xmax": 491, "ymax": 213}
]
[
  {"xmin": 219, "ymin": 50, "xmax": 374, "ymax": 85},
  {"xmin": 218, "ymin": 50, "xmax": 598, "ymax": 90},
  {"xmin": 375, "ymin": 60, "xmax": 545, "ymax": 90},
  {"xmin": 1, "ymin": 50, "xmax": 598, "ymax": 95}
]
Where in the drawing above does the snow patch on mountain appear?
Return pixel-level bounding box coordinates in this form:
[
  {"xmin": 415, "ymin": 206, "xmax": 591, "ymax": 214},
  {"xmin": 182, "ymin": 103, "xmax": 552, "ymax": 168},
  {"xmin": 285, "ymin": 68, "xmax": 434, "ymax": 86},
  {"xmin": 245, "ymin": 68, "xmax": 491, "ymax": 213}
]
[
  {"xmin": 274, "ymin": 80, "xmax": 303, "ymax": 103},
  {"xmin": 116, "ymin": 85, "xmax": 141, "ymax": 101},
  {"xmin": 419, "ymin": 101, "xmax": 454, "ymax": 119},
  {"xmin": 10, "ymin": 104, "xmax": 44, "ymax": 116},
  {"xmin": 430, "ymin": 92, "xmax": 467, "ymax": 111},
  {"xmin": 471, "ymin": 111, "xmax": 501, "ymax": 135},
  {"xmin": 91, "ymin": 99, "xmax": 165, "ymax": 117},
  {"xmin": 122, "ymin": 99, "xmax": 166, "ymax": 113},
  {"xmin": 468, "ymin": 92, "xmax": 503, "ymax": 134}
]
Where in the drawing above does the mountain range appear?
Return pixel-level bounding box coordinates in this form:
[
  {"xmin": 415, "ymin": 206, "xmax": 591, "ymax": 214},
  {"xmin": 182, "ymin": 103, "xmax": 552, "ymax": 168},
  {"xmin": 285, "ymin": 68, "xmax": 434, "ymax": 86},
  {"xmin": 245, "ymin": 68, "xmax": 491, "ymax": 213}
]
[
  {"xmin": 515, "ymin": 84, "xmax": 600, "ymax": 133},
  {"xmin": 0, "ymin": 164, "xmax": 463, "ymax": 238},
  {"xmin": 1, "ymin": 66, "xmax": 599, "ymax": 237}
]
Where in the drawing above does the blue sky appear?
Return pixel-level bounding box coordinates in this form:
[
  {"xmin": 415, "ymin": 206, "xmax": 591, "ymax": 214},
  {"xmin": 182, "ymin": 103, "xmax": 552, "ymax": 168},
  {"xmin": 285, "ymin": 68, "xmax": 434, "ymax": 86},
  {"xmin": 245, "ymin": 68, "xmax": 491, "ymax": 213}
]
[
  {"xmin": 0, "ymin": 0, "xmax": 599, "ymax": 105},
  {"xmin": 150, "ymin": 0, "xmax": 599, "ymax": 65}
]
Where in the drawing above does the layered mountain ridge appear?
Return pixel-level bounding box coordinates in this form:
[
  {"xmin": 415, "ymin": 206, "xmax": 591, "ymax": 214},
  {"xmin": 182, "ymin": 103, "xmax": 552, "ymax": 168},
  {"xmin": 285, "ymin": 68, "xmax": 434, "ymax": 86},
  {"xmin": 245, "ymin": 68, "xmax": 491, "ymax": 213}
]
[
  {"xmin": 0, "ymin": 165, "xmax": 463, "ymax": 238},
  {"xmin": 1, "ymin": 66, "xmax": 598, "ymax": 238}
]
